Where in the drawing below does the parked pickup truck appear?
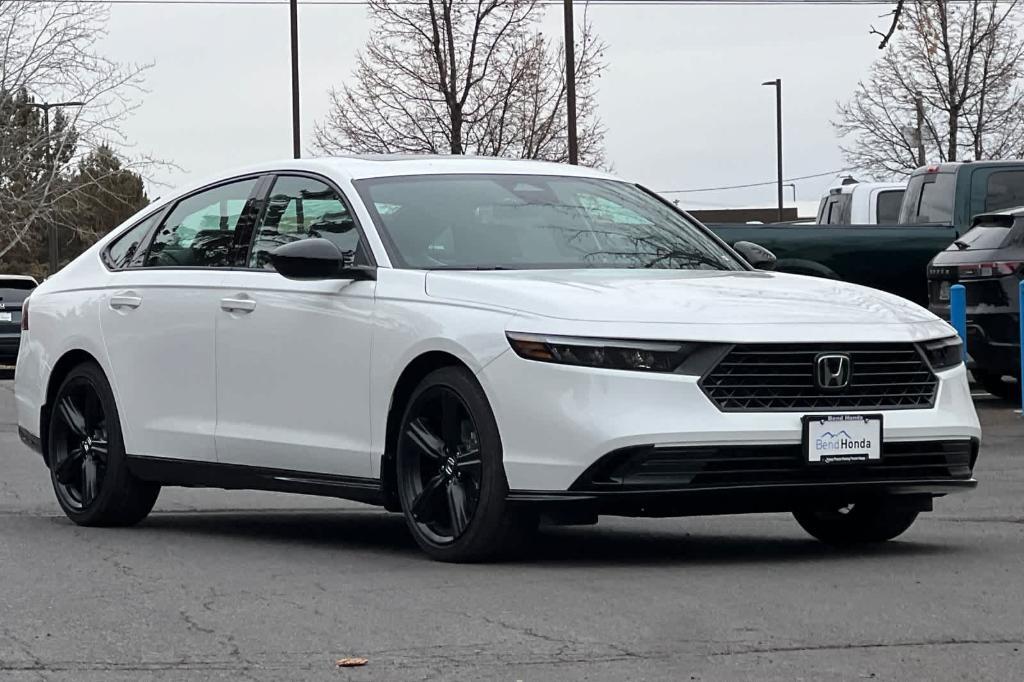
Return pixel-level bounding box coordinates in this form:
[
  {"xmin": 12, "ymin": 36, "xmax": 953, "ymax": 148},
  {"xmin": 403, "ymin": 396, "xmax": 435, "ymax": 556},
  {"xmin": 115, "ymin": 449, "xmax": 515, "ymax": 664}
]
[
  {"xmin": 816, "ymin": 178, "xmax": 906, "ymax": 225},
  {"xmin": 706, "ymin": 160, "xmax": 1024, "ymax": 306}
]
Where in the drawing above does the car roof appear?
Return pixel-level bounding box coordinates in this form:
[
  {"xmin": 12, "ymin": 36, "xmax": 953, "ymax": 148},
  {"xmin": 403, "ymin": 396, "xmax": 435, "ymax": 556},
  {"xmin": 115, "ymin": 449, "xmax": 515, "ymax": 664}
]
[
  {"xmin": 911, "ymin": 159, "xmax": 1024, "ymax": 175},
  {"xmin": 829, "ymin": 181, "xmax": 905, "ymax": 195},
  {"xmin": 0, "ymin": 275, "xmax": 38, "ymax": 284},
  {"xmin": 173, "ymin": 155, "xmax": 620, "ymax": 196},
  {"xmin": 971, "ymin": 206, "xmax": 1024, "ymax": 221}
]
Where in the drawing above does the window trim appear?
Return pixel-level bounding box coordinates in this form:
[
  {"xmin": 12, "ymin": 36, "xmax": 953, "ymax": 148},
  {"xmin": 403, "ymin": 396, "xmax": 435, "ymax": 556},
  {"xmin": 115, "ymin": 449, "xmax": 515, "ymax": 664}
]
[
  {"xmin": 101, "ymin": 206, "xmax": 170, "ymax": 272},
  {"xmin": 240, "ymin": 170, "xmax": 378, "ymax": 272},
  {"xmin": 131, "ymin": 173, "xmax": 269, "ymax": 271}
]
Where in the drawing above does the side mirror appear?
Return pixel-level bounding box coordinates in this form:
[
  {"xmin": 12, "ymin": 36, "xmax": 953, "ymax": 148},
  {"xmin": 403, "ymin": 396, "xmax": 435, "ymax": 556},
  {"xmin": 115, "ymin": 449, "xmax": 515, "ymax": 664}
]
[
  {"xmin": 269, "ymin": 238, "xmax": 376, "ymax": 281},
  {"xmin": 733, "ymin": 240, "xmax": 777, "ymax": 271}
]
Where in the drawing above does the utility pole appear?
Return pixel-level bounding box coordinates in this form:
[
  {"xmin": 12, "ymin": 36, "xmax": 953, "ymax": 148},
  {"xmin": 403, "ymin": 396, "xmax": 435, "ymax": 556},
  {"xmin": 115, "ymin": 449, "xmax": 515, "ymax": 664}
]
[
  {"xmin": 290, "ymin": 0, "xmax": 301, "ymax": 159},
  {"xmin": 563, "ymin": 0, "xmax": 578, "ymax": 165},
  {"xmin": 762, "ymin": 79, "xmax": 784, "ymax": 223},
  {"xmin": 914, "ymin": 91, "xmax": 926, "ymax": 167},
  {"xmin": 28, "ymin": 100, "xmax": 84, "ymax": 275}
]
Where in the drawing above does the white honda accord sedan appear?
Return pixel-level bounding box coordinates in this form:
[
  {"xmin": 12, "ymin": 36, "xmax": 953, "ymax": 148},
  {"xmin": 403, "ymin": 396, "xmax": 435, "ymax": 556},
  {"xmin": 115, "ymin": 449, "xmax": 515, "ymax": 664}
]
[{"xmin": 15, "ymin": 156, "xmax": 980, "ymax": 561}]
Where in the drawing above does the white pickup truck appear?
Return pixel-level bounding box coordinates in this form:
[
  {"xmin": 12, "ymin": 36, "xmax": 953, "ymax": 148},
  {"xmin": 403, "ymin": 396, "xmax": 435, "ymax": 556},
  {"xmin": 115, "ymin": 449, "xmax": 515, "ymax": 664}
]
[{"xmin": 816, "ymin": 179, "xmax": 906, "ymax": 225}]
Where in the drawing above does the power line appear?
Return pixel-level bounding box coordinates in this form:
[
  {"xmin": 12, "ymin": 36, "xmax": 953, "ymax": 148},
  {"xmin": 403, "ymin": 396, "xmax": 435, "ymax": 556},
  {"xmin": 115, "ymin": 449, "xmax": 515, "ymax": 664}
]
[
  {"xmin": 11, "ymin": 0, "xmax": 1003, "ymax": 6},
  {"xmin": 659, "ymin": 169, "xmax": 849, "ymax": 194}
]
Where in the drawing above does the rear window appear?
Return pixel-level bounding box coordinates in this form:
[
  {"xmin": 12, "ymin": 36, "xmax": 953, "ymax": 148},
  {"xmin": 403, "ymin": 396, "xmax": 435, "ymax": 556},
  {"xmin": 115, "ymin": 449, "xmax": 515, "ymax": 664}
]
[
  {"xmin": 985, "ymin": 170, "xmax": 1024, "ymax": 212},
  {"xmin": 818, "ymin": 194, "xmax": 851, "ymax": 224},
  {"xmin": 876, "ymin": 189, "xmax": 904, "ymax": 222},
  {"xmin": 0, "ymin": 279, "xmax": 36, "ymax": 303},
  {"xmin": 957, "ymin": 225, "xmax": 1012, "ymax": 250},
  {"xmin": 899, "ymin": 173, "xmax": 955, "ymax": 224}
]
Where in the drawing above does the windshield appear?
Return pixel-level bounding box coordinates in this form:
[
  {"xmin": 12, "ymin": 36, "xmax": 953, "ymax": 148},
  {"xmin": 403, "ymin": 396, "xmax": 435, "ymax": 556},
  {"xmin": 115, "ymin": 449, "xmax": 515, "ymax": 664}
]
[{"xmin": 354, "ymin": 174, "xmax": 743, "ymax": 271}]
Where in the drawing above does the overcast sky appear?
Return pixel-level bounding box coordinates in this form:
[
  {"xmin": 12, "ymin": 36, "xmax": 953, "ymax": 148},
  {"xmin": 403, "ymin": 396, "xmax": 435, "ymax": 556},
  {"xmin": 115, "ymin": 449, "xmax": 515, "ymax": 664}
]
[{"xmin": 100, "ymin": 1, "xmax": 891, "ymax": 212}]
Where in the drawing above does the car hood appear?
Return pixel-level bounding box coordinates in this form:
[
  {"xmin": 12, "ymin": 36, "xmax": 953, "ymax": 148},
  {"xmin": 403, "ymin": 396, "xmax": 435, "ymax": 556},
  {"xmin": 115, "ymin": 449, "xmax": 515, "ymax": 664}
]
[{"xmin": 424, "ymin": 269, "xmax": 940, "ymax": 328}]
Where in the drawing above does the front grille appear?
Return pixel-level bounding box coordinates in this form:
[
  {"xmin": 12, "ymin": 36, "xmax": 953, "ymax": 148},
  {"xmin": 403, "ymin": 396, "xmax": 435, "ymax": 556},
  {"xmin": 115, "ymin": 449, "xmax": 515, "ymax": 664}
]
[
  {"xmin": 573, "ymin": 440, "xmax": 974, "ymax": 491},
  {"xmin": 700, "ymin": 343, "xmax": 937, "ymax": 411}
]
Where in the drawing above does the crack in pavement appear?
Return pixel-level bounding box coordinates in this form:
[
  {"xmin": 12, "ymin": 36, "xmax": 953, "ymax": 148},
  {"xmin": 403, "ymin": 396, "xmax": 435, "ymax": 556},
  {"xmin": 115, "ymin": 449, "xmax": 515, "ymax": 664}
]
[{"xmin": 710, "ymin": 636, "xmax": 1024, "ymax": 657}]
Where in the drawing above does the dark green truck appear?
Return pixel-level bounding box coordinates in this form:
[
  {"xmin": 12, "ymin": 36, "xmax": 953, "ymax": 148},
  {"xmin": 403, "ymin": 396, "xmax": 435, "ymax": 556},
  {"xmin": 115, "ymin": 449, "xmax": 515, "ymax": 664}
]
[{"xmin": 705, "ymin": 161, "xmax": 1024, "ymax": 306}]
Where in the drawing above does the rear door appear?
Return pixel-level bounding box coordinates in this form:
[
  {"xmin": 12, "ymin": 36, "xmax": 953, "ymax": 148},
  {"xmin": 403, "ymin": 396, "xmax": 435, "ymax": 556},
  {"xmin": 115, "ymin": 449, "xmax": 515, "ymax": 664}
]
[
  {"xmin": 214, "ymin": 173, "xmax": 376, "ymax": 477},
  {"xmin": 99, "ymin": 176, "xmax": 264, "ymax": 461}
]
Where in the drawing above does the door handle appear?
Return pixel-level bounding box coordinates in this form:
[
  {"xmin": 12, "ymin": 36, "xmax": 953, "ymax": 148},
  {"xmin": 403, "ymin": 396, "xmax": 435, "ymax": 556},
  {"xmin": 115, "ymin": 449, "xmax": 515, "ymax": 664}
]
[
  {"xmin": 109, "ymin": 294, "xmax": 142, "ymax": 310},
  {"xmin": 220, "ymin": 296, "xmax": 256, "ymax": 313}
]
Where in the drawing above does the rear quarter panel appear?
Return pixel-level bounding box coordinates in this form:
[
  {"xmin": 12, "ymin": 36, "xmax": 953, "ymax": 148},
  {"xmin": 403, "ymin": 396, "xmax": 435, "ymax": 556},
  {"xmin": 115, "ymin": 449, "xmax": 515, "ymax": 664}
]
[{"xmin": 14, "ymin": 254, "xmax": 113, "ymax": 439}]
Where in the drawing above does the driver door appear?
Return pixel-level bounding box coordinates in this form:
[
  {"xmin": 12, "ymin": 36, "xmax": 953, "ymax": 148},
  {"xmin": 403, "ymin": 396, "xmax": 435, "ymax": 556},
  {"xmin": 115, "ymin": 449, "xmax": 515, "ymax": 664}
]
[{"xmin": 214, "ymin": 173, "xmax": 376, "ymax": 478}]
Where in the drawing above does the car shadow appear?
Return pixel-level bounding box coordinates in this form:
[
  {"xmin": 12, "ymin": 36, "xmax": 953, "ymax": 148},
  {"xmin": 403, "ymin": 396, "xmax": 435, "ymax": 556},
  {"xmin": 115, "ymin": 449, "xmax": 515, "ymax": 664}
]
[{"xmin": 129, "ymin": 509, "xmax": 964, "ymax": 567}]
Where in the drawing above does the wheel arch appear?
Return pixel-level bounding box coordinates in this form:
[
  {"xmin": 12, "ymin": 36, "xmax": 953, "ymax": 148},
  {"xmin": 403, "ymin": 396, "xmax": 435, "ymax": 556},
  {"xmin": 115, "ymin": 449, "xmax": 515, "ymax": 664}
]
[
  {"xmin": 40, "ymin": 349, "xmax": 103, "ymax": 466},
  {"xmin": 381, "ymin": 350, "xmax": 473, "ymax": 511}
]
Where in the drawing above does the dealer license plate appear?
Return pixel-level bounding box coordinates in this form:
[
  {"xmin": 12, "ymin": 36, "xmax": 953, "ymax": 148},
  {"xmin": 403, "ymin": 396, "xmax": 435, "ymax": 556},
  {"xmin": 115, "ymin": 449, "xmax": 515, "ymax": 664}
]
[
  {"xmin": 802, "ymin": 414, "xmax": 882, "ymax": 464},
  {"xmin": 0, "ymin": 312, "xmax": 11, "ymax": 322}
]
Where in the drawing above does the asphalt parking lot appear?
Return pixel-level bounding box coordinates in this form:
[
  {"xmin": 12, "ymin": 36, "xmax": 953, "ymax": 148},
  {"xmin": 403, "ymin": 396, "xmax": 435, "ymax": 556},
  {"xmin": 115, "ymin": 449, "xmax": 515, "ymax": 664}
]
[{"xmin": 1, "ymin": 376, "xmax": 1021, "ymax": 681}]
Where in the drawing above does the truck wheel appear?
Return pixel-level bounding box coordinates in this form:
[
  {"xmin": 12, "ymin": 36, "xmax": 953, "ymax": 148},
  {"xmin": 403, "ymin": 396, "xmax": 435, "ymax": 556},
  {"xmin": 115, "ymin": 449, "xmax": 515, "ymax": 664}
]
[
  {"xmin": 973, "ymin": 370, "xmax": 1019, "ymax": 402},
  {"xmin": 794, "ymin": 501, "xmax": 919, "ymax": 545}
]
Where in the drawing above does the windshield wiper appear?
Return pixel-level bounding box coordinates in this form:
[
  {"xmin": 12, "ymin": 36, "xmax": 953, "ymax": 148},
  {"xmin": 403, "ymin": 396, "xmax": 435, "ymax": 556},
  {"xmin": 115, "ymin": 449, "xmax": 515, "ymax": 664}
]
[{"xmin": 428, "ymin": 265, "xmax": 512, "ymax": 271}]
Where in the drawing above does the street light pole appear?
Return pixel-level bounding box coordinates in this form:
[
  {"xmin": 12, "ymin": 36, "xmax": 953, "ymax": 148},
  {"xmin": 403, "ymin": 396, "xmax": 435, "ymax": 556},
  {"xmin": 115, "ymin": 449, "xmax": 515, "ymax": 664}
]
[
  {"xmin": 762, "ymin": 78, "xmax": 783, "ymax": 222},
  {"xmin": 563, "ymin": 0, "xmax": 578, "ymax": 165},
  {"xmin": 28, "ymin": 100, "xmax": 84, "ymax": 275},
  {"xmin": 290, "ymin": 0, "xmax": 301, "ymax": 159}
]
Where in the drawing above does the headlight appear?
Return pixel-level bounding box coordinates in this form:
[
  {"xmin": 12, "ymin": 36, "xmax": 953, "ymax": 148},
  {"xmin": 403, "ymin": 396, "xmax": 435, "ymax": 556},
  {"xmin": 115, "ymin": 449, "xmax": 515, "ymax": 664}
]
[
  {"xmin": 506, "ymin": 332, "xmax": 702, "ymax": 373},
  {"xmin": 921, "ymin": 336, "xmax": 963, "ymax": 371}
]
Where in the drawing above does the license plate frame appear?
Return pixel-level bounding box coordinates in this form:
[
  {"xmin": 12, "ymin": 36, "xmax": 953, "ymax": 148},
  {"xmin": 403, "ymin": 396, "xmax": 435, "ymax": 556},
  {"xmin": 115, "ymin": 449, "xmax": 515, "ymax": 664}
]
[{"xmin": 802, "ymin": 414, "xmax": 883, "ymax": 465}]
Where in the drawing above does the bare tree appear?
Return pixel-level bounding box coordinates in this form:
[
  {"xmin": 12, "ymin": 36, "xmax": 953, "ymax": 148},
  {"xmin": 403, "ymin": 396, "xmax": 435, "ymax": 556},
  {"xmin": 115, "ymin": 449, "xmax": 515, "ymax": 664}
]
[
  {"xmin": 0, "ymin": 0, "xmax": 155, "ymax": 267},
  {"xmin": 837, "ymin": 0, "xmax": 1024, "ymax": 178},
  {"xmin": 314, "ymin": 0, "xmax": 606, "ymax": 166}
]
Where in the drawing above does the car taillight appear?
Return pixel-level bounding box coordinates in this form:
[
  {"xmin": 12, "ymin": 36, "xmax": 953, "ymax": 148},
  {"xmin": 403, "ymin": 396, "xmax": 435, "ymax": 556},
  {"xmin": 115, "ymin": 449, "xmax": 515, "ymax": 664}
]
[
  {"xmin": 957, "ymin": 261, "xmax": 1022, "ymax": 279},
  {"xmin": 21, "ymin": 298, "xmax": 28, "ymax": 331}
]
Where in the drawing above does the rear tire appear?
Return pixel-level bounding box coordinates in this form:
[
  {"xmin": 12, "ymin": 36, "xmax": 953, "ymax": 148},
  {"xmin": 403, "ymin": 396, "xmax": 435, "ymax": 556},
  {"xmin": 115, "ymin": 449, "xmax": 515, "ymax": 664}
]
[
  {"xmin": 973, "ymin": 369, "xmax": 1019, "ymax": 402},
  {"xmin": 794, "ymin": 500, "xmax": 919, "ymax": 545},
  {"xmin": 47, "ymin": 362, "xmax": 160, "ymax": 526},
  {"xmin": 395, "ymin": 366, "xmax": 527, "ymax": 562}
]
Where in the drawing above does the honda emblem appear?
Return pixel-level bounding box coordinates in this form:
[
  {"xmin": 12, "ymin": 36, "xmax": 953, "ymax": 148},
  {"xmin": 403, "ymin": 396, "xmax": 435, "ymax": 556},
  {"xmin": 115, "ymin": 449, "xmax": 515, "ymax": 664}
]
[{"xmin": 815, "ymin": 354, "xmax": 851, "ymax": 390}]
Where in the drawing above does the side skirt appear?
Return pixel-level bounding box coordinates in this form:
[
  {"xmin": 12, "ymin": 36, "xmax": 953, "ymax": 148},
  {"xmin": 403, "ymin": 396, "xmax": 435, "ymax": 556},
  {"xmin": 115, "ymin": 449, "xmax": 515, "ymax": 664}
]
[{"xmin": 126, "ymin": 456, "xmax": 385, "ymax": 507}]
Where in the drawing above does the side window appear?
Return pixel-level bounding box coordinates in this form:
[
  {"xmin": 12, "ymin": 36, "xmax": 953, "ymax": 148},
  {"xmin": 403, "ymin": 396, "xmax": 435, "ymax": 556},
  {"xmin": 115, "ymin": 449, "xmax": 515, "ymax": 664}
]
[
  {"xmin": 875, "ymin": 190, "xmax": 904, "ymax": 223},
  {"xmin": 249, "ymin": 175, "xmax": 365, "ymax": 269},
  {"xmin": 105, "ymin": 213, "xmax": 159, "ymax": 269},
  {"xmin": 985, "ymin": 170, "xmax": 1024, "ymax": 212},
  {"xmin": 144, "ymin": 178, "xmax": 258, "ymax": 268}
]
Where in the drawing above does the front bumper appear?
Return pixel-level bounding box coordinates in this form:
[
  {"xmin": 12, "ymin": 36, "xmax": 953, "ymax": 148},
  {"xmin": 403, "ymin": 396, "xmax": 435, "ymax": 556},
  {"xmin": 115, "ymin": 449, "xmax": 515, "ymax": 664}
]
[
  {"xmin": 478, "ymin": 351, "xmax": 981, "ymax": 492},
  {"xmin": 508, "ymin": 478, "xmax": 975, "ymax": 518}
]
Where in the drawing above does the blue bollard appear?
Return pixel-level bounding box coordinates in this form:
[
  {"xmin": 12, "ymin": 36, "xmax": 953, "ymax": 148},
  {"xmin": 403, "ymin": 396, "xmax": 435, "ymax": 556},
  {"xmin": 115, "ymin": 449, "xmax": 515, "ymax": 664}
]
[{"xmin": 950, "ymin": 283, "xmax": 967, "ymax": 361}]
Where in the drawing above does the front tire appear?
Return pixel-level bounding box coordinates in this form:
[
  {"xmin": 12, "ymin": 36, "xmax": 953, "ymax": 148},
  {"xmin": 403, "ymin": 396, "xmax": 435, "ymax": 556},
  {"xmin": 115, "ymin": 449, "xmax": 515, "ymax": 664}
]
[
  {"xmin": 794, "ymin": 500, "xmax": 919, "ymax": 545},
  {"xmin": 395, "ymin": 366, "xmax": 525, "ymax": 562},
  {"xmin": 47, "ymin": 362, "xmax": 160, "ymax": 526}
]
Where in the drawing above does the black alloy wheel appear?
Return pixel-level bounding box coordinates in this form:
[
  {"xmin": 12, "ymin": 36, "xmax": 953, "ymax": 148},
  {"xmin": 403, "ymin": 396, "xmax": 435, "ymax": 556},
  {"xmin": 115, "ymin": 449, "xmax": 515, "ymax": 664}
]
[
  {"xmin": 396, "ymin": 367, "xmax": 529, "ymax": 562},
  {"xmin": 400, "ymin": 385, "xmax": 483, "ymax": 543},
  {"xmin": 50, "ymin": 378, "xmax": 109, "ymax": 511},
  {"xmin": 47, "ymin": 362, "xmax": 160, "ymax": 526}
]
